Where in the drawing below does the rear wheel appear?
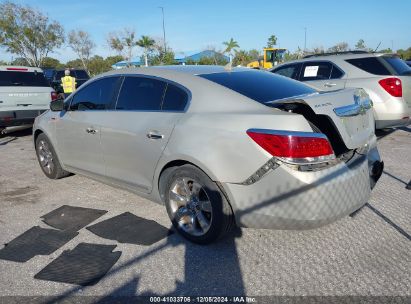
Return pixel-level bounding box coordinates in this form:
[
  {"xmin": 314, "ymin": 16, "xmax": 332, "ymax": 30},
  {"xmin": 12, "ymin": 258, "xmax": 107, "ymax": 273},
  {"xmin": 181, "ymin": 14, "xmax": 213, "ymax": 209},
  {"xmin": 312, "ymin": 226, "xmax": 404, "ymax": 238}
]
[
  {"xmin": 35, "ymin": 133, "xmax": 70, "ymax": 179},
  {"xmin": 163, "ymin": 165, "xmax": 234, "ymax": 244}
]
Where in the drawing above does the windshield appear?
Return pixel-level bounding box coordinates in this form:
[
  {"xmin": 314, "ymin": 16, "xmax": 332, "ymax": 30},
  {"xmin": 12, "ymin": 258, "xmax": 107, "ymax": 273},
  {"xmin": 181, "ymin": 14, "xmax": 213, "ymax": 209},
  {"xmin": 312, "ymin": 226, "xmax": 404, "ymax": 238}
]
[
  {"xmin": 382, "ymin": 56, "xmax": 411, "ymax": 76},
  {"xmin": 199, "ymin": 70, "xmax": 316, "ymax": 103},
  {"xmin": 74, "ymin": 70, "xmax": 89, "ymax": 79},
  {"xmin": 0, "ymin": 71, "xmax": 49, "ymax": 87}
]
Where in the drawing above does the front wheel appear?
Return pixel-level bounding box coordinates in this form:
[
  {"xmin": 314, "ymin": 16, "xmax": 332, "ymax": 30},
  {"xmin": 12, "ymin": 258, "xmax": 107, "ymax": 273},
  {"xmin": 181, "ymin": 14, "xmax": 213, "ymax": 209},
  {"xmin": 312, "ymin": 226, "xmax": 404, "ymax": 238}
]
[
  {"xmin": 35, "ymin": 133, "xmax": 70, "ymax": 179},
  {"xmin": 164, "ymin": 165, "xmax": 234, "ymax": 244}
]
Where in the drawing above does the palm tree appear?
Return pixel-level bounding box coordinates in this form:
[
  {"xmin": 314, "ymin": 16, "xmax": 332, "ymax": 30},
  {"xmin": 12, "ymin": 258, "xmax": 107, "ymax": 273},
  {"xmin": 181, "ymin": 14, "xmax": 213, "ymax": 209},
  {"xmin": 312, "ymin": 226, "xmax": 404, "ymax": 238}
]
[
  {"xmin": 223, "ymin": 38, "xmax": 239, "ymax": 63},
  {"xmin": 137, "ymin": 35, "xmax": 155, "ymax": 67}
]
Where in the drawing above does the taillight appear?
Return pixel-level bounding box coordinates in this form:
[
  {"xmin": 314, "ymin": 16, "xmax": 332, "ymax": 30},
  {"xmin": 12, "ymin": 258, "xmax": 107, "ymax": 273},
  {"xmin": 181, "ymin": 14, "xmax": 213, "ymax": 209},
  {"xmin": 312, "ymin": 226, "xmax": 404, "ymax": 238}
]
[
  {"xmin": 379, "ymin": 77, "xmax": 402, "ymax": 97},
  {"xmin": 247, "ymin": 129, "xmax": 335, "ymax": 164},
  {"xmin": 6, "ymin": 67, "xmax": 28, "ymax": 71},
  {"xmin": 51, "ymin": 91, "xmax": 58, "ymax": 101}
]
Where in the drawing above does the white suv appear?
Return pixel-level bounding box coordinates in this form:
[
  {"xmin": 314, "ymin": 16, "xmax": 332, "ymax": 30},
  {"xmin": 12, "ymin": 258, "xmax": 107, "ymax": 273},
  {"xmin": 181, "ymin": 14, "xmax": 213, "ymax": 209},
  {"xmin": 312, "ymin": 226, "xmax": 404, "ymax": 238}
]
[
  {"xmin": 0, "ymin": 66, "xmax": 57, "ymax": 131},
  {"xmin": 271, "ymin": 52, "xmax": 411, "ymax": 129}
]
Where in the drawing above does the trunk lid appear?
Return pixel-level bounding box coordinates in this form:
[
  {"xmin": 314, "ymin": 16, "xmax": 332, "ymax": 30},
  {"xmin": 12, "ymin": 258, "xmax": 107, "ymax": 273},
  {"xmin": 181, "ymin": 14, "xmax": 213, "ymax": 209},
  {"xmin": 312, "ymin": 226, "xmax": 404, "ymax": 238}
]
[
  {"xmin": 0, "ymin": 87, "xmax": 52, "ymax": 109},
  {"xmin": 268, "ymin": 88, "xmax": 375, "ymax": 150}
]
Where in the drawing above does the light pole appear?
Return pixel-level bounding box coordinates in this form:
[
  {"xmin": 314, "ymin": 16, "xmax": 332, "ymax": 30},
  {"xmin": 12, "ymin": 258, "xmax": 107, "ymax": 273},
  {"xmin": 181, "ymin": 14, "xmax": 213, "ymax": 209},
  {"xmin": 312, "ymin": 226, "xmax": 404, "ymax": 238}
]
[
  {"xmin": 304, "ymin": 27, "xmax": 307, "ymax": 51},
  {"xmin": 159, "ymin": 7, "xmax": 166, "ymax": 54}
]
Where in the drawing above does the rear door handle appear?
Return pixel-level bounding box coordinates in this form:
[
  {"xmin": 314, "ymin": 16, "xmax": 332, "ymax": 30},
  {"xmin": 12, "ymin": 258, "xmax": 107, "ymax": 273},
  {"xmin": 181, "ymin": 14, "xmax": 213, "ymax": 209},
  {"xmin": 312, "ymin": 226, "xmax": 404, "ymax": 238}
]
[
  {"xmin": 147, "ymin": 131, "xmax": 164, "ymax": 139},
  {"xmin": 86, "ymin": 127, "xmax": 98, "ymax": 134},
  {"xmin": 324, "ymin": 82, "xmax": 337, "ymax": 87}
]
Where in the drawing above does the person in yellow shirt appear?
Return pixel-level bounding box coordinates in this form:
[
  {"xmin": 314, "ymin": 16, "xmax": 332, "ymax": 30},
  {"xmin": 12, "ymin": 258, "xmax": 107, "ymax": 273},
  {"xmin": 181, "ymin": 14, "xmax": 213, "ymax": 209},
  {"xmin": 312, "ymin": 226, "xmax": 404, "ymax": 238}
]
[{"xmin": 61, "ymin": 69, "xmax": 76, "ymax": 98}]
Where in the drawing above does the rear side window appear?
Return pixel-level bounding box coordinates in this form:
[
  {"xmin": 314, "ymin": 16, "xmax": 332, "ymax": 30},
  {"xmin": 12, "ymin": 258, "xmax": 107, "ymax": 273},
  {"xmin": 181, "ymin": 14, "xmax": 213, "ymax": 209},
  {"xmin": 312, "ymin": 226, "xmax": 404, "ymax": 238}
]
[
  {"xmin": 70, "ymin": 77, "xmax": 121, "ymax": 111},
  {"xmin": 345, "ymin": 57, "xmax": 391, "ymax": 75},
  {"xmin": 382, "ymin": 56, "xmax": 411, "ymax": 75},
  {"xmin": 161, "ymin": 84, "xmax": 188, "ymax": 111},
  {"xmin": 331, "ymin": 65, "xmax": 344, "ymax": 78},
  {"xmin": 301, "ymin": 62, "xmax": 333, "ymax": 81},
  {"xmin": 272, "ymin": 63, "xmax": 301, "ymax": 80},
  {"xmin": 199, "ymin": 70, "xmax": 316, "ymax": 103},
  {"xmin": 116, "ymin": 77, "xmax": 166, "ymax": 111},
  {"xmin": 0, "ymin": 71, "xmax": 49, "ymax": 87}
]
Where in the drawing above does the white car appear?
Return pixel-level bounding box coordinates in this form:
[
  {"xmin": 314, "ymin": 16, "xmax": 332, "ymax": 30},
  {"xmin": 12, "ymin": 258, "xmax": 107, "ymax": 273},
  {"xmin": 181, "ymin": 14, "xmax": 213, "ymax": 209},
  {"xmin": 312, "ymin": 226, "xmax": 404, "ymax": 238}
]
[
  {"xmin": 0, "ymin": 66, "xmax": 57, "ymax": 132},
  {"xmin": 271, "ymin": 52, "xmax": 411, "ymax": 129}
]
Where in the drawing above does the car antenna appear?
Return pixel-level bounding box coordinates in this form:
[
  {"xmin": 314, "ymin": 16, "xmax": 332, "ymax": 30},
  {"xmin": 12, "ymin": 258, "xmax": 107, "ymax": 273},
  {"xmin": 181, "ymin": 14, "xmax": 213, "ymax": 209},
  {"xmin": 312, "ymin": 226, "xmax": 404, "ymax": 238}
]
[{"xmin": 374, "ymin": 42, "xmax": 381, "ymax": 53}]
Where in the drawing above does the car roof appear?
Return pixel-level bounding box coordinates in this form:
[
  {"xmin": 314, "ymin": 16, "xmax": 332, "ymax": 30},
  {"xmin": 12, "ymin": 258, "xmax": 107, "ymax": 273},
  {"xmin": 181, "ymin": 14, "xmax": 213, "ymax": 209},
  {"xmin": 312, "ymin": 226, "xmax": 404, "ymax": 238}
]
[
  {"xmin": 279, "ymin": 52, "xmax": 395, "ymax": 65},
  {"xmin": 0, "ymin": 66, "xmax": 44, "ymax": 72},
  {"xmin": 104, "ymin": 65, "xmax": 251, "ymax": 77}
]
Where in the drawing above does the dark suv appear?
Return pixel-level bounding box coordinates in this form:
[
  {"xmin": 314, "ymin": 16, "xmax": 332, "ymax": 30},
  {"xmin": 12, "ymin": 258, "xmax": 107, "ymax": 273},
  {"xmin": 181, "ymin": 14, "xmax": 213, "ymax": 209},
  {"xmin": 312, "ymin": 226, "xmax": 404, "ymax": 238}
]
[{"xmin": 51, "ymin": 69, "xmax": 90, "ymax": 93}]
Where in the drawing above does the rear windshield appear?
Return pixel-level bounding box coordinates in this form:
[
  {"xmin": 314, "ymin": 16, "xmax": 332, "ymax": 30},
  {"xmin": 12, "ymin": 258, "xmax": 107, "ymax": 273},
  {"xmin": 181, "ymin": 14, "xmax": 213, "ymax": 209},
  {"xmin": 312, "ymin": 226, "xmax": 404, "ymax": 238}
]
[
  {"xmin": 74, "ymin": 70, "xmax": 89, "ymax": 79},
  {"xmin": 199, "ymin": 70, "xmax": 316, "ymax": 103},
  {"xmin": 382, "ymin": 56, "xmax": 411, "ymax": 76},
  {"xmin": 345, "ymin": 57, "xmax": 391, "ymax": 75},
  {"xmin": 0, "ymin": 71, "xmax": 49, "ymax": 87}
]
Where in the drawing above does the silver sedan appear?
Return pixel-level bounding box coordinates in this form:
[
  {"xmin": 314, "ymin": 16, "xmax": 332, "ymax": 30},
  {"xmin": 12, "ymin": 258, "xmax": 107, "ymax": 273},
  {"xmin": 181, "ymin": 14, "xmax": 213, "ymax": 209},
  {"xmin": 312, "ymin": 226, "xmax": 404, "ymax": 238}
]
[{"xmin": 33, "ymin": 66, "xmax": 383, "ymax": 244}]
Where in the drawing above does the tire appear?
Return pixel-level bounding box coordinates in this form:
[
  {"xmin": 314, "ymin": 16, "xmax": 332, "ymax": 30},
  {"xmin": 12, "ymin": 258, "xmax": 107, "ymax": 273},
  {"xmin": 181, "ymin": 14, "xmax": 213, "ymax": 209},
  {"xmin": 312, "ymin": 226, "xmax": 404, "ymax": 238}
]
[
  {"xmin": 163, "ymin": 164, "xmax": 234, "ymax": 244},
  {"xmin": 35, "ymin": 133, "xmax": 70, "ymax": 179}
]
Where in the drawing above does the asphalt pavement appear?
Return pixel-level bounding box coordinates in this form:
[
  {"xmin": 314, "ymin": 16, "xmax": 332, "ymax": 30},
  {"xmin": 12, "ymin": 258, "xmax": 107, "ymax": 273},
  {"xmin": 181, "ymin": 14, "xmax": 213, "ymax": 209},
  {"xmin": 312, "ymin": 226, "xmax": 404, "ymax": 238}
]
[{"xmin": 0, "ymin": 126, "xmax": 410, "ymax": 302}]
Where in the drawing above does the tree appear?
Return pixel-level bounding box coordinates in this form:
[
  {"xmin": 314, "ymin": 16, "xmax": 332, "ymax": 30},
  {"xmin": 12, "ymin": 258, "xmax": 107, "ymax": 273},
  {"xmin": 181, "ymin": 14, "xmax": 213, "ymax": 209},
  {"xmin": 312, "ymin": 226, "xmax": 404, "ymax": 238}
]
[
  {"xmin": 87, "ymin": 55, "xmax": 109, "ymax": 76},
  {"xmin": 105, "ymin": 55, "xmax": 125, "ymax": 68},
  {"xmin": 41, "ymin": 56, "xmax": 63, "ymax": 69},
  {"xmin": 68, "ymin": 30, "xmax": 95, "ymax": 74},
  {"xmin": 248, "ymin": 49, "xmax": 261, "ymax": 61},
  {"xmin": 65, "ymin": 59, "xmax": 83, "ymax": 69},
  {"xmin": 267, "ymin": 35, "xmax": 278, "ymax": 48},
  {"xmin": 223, "ymin": 38, "xmax": 239, "ymax": 62},
  {"xmin": 137, "ymin": 35, "xmax": 155, "ymax": 67},
  {"xmin": 232, "ymin": 50, "xmax": 253, "ymax": 66},
  {"xmin": 327, "ymin": 42, "xmax": 349, "ymax": 53},
  {"xmin": 150, "ymin": 38, "xmax": 175, "ymax": 65},
  {"xmin": 107, "ymin": 28, "xmax": 139, "ymax": 65},
  {"xmin": 397, "ymin": 47, "xmax": 411, "ymax": 60},
  {"xmin": 11, "ymin": 57, "xmax": 29, "ymax": 66},
  {"xmin": 355, "ymin": 39, "xmax": 366, "ymax": 50},
  {"xmin": 0, "ymin": 1, "xmax": 64, "ymax": 67}
]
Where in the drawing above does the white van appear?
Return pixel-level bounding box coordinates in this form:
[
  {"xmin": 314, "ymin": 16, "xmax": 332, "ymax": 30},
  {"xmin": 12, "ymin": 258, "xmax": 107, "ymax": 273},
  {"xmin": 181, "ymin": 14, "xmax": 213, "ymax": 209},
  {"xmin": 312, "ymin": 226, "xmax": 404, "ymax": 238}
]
[{"xmin": 0, "ymin": 66, "xmax": 57, "ymax": 131}]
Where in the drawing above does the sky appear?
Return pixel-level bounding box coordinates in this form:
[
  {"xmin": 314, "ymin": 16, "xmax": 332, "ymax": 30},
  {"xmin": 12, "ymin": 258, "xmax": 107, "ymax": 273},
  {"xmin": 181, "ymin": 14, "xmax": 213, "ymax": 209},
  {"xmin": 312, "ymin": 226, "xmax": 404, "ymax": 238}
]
[{"xmin": 1, "ymin": 0, "xmax": 411, "ymax": 62}]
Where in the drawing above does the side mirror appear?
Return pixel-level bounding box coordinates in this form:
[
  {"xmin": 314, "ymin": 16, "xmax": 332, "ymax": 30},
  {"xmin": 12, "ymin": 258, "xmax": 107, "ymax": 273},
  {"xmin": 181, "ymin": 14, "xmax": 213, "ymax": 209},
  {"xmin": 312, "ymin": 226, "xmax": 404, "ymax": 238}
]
[{"xmin": 50, "ymin": 97, "xmax": 65, "ymax": 111}]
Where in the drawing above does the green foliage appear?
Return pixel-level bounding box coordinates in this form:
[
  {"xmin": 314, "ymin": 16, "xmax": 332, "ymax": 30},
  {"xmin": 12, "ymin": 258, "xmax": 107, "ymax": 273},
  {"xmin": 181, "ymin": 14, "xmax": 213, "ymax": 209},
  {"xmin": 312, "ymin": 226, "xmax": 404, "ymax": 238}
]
[
  {"xmin": 267, "ymin": 35, "xmax": 278, "ymax": 48},
  {"xmin": 0, "ymin": 1, "xmax": 64, "ymax": 67},
  {"xmin": 355, "ymin": 39, "xmax": 366, "ymax": 50},
  {"xmin": 151, "ymin": 50, "xmax": 176, "ymax": 65},
  {"xmin": 105, "ymin": 55, "xmax": 125, "ymax": 67},
  {"xmin": 248, "ymin": 49, "xmax": 261, "ymax": 61},
  {"xmin": 223, "ymin": 38, "xmax": 239, "ymax": 53},
  {"xmin": 233, "ymin": 50, "xmax": 253, "ymax": 66},
  {"xmin": 41, "ymin": 57, "xmax": 64, "ymax": 69},
  {"xmin": 397, "ymin": 47, "xmax": 411, "ymax": 60},
  {"xmin": 65, "ymin": 59, "xmax": 83, "ymax": 69},
  {"xmin": 0, "ymin": 60, "xmax": 7, "ymax": 65},
  {"xmin": 107, "ymin": 28, "xmax": 139, "ymax": 63},
  {"xmin": 137, "ymin": 35, "xmax": 155, "ymax": 66},
  {"xmin": 11, "ymin": 57, "xmax": 29, "ymax": 66},
  {"xmin": 378, "ymin": 48, "xmax": 393, "ymax": 53}
]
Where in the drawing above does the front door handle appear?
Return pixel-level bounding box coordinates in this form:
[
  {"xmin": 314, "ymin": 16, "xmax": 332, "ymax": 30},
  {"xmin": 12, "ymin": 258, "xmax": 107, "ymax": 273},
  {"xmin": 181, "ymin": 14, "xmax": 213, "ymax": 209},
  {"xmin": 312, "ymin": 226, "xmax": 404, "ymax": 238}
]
[
  {"xmin": 324, "ymin": 82, "xmax": 337, "ymax": 87},
  {"xmin": 147, "ymin": 131, "xmax": 164, "ymax": 139},
  {"xmin": 86, "ymin": 127, "xmax": 98, "ymax": 134}
]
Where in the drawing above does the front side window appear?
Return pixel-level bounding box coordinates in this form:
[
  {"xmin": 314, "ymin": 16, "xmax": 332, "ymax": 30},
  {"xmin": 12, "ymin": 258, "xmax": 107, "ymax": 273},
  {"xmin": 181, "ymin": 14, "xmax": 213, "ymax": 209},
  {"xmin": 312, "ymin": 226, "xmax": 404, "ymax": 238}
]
[
  {"xmin": 116, "ymin": 77, "xmax": 167, "ymax": 111},
  {"xmin": 70, "ymin": 77, "xmax": 121, "ymax": 111},
  {"xmin": 300, "ymin": 62, "xmax": 332, "ymax": 81},
  {"xmin": 272, "ymin": 63, "xmax": 301, "ymax": 80}
]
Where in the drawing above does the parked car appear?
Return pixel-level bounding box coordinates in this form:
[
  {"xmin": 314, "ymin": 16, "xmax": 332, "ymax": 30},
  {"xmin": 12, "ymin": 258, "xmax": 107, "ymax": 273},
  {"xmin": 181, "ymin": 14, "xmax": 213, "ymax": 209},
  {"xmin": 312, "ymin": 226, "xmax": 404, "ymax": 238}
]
[
  {"xmin": 271, "ymin": 51, "xmax": 411, "ymax": 129},
  {"xmin": 33, "ymin": 66, "xmax": 383, "ymax": 244},
  {"xmin": 41, "ymin": 68, "xmax": 56, "ymax": 84},
  {"xmin": 50, "ymin": 69, "xmax": 90, "ymax": 93},
  {"xmin": 0, "ymin": 66, "xmax": 57, "ymax": 131}
]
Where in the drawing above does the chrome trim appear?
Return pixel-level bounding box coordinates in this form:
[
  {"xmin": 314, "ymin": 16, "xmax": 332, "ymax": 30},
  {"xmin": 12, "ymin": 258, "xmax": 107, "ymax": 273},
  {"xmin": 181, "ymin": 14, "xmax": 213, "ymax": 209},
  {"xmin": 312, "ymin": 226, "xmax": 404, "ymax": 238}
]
[
  {"xmin": 334, "ymin": 90, "xmax": 372, "ymax": 117},
  {"xmin": 247, "ymin": 128, "xmax": 329, "ymax": 139}
]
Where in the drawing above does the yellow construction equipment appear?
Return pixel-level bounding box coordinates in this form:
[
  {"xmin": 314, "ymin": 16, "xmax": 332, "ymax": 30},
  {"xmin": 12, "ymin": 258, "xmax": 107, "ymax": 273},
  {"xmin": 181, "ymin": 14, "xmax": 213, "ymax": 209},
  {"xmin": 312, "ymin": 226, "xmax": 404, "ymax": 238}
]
[{"xmin": 247, "ymin": 48, "xmax": 287, "ymax": 69}]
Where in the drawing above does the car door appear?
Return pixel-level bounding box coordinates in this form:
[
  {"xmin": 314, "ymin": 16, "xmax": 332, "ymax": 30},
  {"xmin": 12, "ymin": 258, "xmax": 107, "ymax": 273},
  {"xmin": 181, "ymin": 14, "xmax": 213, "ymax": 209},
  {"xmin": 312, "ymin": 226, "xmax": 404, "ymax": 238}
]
[
  {"xmin": 271, "ymin": 63, "xmax": 303, "ymax": 80},
  {"xmin": 299, "ymin": 61, "xmax": 346, "ymax": 91},
  {"xmin": 101, "ymin": 76, "xmax": 188, "ymax": 193},
  {"xmin": 55, "ymin": 76, "xmax": 122, "ymax": 176}
]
